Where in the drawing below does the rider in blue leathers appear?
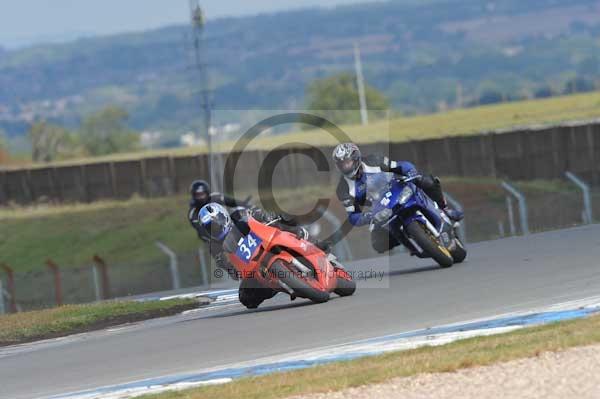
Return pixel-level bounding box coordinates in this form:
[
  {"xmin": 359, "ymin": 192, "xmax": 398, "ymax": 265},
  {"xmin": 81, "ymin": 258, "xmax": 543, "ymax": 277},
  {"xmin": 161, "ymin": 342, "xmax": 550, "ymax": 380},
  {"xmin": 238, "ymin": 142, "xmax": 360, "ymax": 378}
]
[{"xmin": 333, "ymin": 143, "xmax": 463, "ymax": 254}]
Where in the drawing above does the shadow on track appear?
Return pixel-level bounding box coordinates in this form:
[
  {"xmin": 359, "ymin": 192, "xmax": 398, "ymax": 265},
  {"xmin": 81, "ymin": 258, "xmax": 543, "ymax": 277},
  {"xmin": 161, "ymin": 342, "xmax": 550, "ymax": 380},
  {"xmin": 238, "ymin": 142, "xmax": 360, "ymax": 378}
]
[
  {"xmin": 386, "ymin": 264, "xmax": 445, "ymax": 277},
  {"xmin": 202, "ymin": 297, "xmax": 325, "ymax": 319},
  {"xmin": 351, "ymin": 264, "xmax": 443, "ymax": 282}
]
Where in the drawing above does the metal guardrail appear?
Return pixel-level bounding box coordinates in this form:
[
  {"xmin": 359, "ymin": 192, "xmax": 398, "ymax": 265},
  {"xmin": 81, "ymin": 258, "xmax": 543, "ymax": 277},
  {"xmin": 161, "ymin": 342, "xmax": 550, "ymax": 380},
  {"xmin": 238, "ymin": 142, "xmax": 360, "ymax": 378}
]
[
  {"xmin": 0, "ymin": 278, "xmax": 5, "ymax": 315},
  {"xmin": 502, "ymin": 182, "xmax": 530, "ymax": 235},
  {"xmin": 565, "ymin": 171, "xmax": 593, "ymax": 224}
]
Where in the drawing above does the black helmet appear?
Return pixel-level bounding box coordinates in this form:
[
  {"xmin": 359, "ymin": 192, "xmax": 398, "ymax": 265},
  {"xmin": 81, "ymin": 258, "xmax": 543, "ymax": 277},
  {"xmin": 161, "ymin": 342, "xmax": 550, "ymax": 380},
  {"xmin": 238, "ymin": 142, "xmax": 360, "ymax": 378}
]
[
  {"xmin": 199, "ymin": 203, "xmax": 232, "ymax": 241},
  {"xmin": 333, "ymin": 143, "xmax": 362, "ymax": 178},
  {"xmin": 190, "ymin": 180, "xmax": 210, "ymax": 207}
]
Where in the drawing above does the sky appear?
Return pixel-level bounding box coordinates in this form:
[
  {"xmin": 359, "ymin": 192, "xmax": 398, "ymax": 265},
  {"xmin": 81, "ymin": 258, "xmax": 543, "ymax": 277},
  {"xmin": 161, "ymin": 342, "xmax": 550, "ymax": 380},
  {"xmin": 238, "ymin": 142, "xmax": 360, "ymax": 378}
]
[{"xmin": 0, "ymin": 0, "xmax": 372, "ymax": 49}]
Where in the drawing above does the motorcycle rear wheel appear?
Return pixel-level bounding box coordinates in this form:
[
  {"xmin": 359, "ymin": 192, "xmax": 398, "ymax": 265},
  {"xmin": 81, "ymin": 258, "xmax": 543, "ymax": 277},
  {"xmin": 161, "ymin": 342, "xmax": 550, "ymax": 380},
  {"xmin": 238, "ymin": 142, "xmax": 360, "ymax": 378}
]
[
  {"xmin": 270, "ymin": 261, "xmax": 330, "ymax": 303},
  {"xmin": 406, "ymin": 221, "xmax": 454, "ymax": 268}
]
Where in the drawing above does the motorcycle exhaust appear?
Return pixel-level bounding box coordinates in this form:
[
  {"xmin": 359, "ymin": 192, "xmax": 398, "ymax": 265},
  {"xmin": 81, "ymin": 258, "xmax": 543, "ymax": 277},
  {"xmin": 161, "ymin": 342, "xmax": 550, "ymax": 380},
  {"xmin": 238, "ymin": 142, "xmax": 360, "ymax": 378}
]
[
  {"xmin": 277, "ymin": 280, "xmax": 296, "ymax": 300},
  {"xmin": 291, "ymin": 258, "xmax": 312, "ymax": 277}
]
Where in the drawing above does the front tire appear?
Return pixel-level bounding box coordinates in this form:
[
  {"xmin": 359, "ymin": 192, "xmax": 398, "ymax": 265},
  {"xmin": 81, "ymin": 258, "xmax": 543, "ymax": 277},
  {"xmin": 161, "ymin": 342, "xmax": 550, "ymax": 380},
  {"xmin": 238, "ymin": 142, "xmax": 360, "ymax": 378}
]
[
  {"xmin": 334, "ymin": 274, "xmax": 356, "ymax": 297},
  {"xmin": 270, "ymin": 261, "xmax": 330, "ymax": 304},
  {"xmin": 451, "ymin": 238, "xmax": 467, "ymax": 263},
  {"xmin": 405, "ymin": 221, "xmax": 454, "ymax": 268}
]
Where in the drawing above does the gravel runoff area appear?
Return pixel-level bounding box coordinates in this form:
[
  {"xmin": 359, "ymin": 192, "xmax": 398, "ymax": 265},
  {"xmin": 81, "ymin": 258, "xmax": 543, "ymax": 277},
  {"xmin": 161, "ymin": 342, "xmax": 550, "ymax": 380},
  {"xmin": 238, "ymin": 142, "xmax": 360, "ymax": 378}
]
[{"xmin": 292, "ymin": 344, "xmax": 600, "ymax": 399}]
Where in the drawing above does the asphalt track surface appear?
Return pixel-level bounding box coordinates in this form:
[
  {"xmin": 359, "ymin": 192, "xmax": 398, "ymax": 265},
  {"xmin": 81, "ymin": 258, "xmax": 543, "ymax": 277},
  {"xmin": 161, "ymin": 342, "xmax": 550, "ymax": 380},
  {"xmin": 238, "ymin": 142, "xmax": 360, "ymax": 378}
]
[{"xmin": 3, "ymin": 225, "xmax": 600, "ymax": 399}]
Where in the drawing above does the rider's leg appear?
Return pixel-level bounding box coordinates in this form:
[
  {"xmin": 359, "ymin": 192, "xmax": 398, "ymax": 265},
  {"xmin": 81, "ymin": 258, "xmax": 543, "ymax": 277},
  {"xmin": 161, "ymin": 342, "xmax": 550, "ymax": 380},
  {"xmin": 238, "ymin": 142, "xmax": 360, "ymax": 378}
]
[
  {"xmin": 238, "ymin": 278, "xmax": 277, "ymax": 309},
  {"xmin": 417, "ymin": 175, "xmax": 463, "ymax": 221},
  {"xmin": 371, "ymin": 227, "xmax": 400, "ymax": 254}
]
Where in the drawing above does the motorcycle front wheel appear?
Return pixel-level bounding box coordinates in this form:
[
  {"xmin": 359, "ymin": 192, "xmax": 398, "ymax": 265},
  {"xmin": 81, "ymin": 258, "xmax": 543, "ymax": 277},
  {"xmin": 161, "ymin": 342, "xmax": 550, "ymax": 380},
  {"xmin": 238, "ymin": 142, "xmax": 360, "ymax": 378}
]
[
  {"xmin": 270, "ymin": 261, "xmax": 330, "ymax": 303},
  {"xmin": 405, "ymin": 221, "xmax": 454, "ymax": 268}
]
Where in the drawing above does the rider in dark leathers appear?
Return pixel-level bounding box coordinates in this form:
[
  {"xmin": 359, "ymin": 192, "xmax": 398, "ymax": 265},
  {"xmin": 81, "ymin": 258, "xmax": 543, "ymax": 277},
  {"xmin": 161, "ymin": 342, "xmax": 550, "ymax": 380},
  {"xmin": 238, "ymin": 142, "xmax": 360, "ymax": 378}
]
[
  {"xmin": 333, "ymin": 143, "xmax": 463, "ymax": 254},
  {"xmin": 187, "ymin": 179, "xmax": 310, "ymax": 278},
  {"xmin": 187, "ymin": 179, "xmax": 250, "ymax": 242}
]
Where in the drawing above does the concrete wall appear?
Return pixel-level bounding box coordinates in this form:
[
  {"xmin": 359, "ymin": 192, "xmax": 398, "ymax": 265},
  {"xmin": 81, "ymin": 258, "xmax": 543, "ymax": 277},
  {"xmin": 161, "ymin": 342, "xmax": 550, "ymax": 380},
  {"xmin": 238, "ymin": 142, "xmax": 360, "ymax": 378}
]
[{"xmin": 2, "ymin": 121, "xmax": 600, "ymax": 206}]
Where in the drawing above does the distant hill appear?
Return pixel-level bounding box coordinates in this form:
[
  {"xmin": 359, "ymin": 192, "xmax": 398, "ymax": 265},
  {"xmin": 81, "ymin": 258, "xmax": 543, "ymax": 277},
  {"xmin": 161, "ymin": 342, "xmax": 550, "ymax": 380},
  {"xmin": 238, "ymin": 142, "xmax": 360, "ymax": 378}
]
[{"xmin": 2, "ymin": 0, "xmax": 600, "ymax": 141}]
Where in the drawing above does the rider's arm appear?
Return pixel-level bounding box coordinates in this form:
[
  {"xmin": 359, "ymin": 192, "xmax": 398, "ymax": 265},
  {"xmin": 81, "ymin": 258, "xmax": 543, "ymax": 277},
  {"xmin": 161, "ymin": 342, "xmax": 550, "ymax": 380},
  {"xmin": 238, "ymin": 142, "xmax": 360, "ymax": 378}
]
[
  {"xmin": 246, "ymin": 207, "xmax": 307, "ymax": 238},
  {"xmin": 366, "ymin": 154, "xmax": 421, "ymax": 180},
  {"xmin": 345, "ymin": 200, "xmax": 373, "ymax": 226},
  {"xmin": 337, "ymin": 179, "xmax": 372, "ymax": 227},
  {"xmin": 210, "ymin": 192, "xmax": 248, "ymax": 208},
  {"xmin": 207, "ymin": 238, "xmax": 240, "ymax": 281}
]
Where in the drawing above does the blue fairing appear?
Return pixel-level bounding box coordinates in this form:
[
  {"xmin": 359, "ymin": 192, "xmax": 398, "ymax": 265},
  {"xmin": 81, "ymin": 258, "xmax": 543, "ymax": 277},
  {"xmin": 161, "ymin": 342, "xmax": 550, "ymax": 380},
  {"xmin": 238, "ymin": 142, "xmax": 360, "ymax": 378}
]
[{"xmin": 369, "ymin": 175, "xmax": 444, "ymax": 232}]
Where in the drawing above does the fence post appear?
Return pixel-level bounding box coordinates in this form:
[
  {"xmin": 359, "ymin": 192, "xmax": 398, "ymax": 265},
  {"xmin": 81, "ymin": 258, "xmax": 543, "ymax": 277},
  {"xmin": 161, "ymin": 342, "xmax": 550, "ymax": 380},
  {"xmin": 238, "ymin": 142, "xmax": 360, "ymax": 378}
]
[
  {"xmin": 502, "ymin": 182, "xmax": 530, "ymax": 235},
  {"xmin": 498, "ymin": 220, "xmax": 506, "ymax": 238},
  {"xmin": 444, "ymin": 192, "xmax": 467, "ymax": 242},
  {"xmin": 0, "ymin": 263, "xmax": 17, "ymax": 313},
  {"xmin": 139, "ymin": 159, "xmax": 148, "ymax": 197},
  {"xmin": 46, "ymin": 259, "xmax": 63, "ymax": 306},
  {"xmin": 108, "ymin": 162, "xmax": 118, "ymax": 198},
  {"xmin": 79, "ymin": 165, "xmax": 89, "ymax": 203},
  {"xmin": 0, "ymin": 277, "xmax": 5, "ymax": 315},
  {"xmin": 0, "ymin": 170, "xmax": 7, "ymax": 206},
  {"xmin": 91, "ymin": 265, "xmax": 102, "ymax": 301},
  {"xmin": 506, "ymin": 197, "xmax": 516, "ymax": 236},
  {"xmin": 92, "ymin": 255, "xmax": 111, "ymax": 300},
  {"xmin": 155, "ymin": 241, "xmax": 181, "ymax": 290},
  {"xmin": 197, "ymin": 248, "xmax": 209, "ymax": 287},
  {"xmin": 565, "ymin": 171, "xmax": 593, "ymax": 224}
]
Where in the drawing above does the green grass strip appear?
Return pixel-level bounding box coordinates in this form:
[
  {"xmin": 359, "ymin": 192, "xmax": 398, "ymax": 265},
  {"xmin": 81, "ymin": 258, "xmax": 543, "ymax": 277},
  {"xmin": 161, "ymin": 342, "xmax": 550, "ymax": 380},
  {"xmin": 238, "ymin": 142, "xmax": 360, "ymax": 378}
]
[
  {"xmin": 0, "ymin": 298, "xmax": 199, "ymax": 346},
  {"xmin": 143, "ymin": 313, "xmax": 600, "ymax": 399}
]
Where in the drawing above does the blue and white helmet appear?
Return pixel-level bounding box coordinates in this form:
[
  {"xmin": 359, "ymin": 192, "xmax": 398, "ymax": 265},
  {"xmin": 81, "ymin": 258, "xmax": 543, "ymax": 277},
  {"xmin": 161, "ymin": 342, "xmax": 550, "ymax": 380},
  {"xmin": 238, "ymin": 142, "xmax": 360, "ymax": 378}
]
[{"xmin": 199, "ymin": 203, "xmax": 232, "ymax": 241}]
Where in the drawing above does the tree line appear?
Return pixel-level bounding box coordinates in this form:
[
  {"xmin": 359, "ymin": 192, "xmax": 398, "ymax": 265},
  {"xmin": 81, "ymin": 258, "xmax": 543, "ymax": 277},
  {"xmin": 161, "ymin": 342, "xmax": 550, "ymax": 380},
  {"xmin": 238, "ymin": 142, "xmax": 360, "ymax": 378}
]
[{"xmin": 28, "ymin": 106, "xmax": 140, "ymax": 163}]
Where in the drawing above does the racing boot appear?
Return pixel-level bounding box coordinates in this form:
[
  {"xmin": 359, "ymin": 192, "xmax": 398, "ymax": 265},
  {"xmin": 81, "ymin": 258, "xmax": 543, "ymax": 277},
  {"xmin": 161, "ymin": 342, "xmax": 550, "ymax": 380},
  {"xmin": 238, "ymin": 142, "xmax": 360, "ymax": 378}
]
[{"xmin": 444, "ymin": 207, "xmax": 464, "ymax": 222}]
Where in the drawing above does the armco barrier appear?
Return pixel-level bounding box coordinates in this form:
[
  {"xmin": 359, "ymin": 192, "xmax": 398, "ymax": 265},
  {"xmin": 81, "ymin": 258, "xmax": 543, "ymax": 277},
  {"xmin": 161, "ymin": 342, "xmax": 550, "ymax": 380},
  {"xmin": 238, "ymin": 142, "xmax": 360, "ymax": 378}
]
[{"xmin": 2, "ymin": 120, "xmax": 600, "ymax": 206}]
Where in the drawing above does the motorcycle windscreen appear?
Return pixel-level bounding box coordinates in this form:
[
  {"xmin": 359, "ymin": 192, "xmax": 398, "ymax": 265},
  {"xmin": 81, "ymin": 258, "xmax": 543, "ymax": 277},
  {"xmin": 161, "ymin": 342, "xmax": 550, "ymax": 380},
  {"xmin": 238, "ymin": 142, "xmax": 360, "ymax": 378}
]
[{"xmin": 366, "ymin": 172, "xmax": 395, "ymax": 209}]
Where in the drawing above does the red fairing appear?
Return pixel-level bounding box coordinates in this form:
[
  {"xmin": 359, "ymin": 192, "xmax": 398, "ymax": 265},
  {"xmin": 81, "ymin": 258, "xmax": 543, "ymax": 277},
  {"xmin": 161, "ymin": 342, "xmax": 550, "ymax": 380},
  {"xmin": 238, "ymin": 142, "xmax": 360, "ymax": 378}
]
[{"xmin": 226, "ymin": 216, "xmax": 340, "ymax": 294}]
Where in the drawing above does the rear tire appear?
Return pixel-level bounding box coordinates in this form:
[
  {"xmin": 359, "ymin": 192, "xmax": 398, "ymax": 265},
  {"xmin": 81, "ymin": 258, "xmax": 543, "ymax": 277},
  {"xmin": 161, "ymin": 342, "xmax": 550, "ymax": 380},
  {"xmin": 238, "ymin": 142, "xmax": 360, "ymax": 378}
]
[
  {"xmin": 451, "ymin": 239, "xmax": 467, "ymax": 263},
  {"xmin": 405, "ymin": 221, "xmax": 454, "ymax": 268},
  {"xmin": 270, "ymin": 261, "xmax": 330, "ymax": 304}
]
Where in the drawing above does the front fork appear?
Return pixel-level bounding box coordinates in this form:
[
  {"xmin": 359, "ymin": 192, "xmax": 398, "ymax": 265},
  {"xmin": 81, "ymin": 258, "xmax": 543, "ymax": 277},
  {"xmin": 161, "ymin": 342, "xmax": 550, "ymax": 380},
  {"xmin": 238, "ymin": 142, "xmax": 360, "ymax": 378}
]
[{"xmin": 392, "ymin": 211, "xmax": 457, "ymax": 256}]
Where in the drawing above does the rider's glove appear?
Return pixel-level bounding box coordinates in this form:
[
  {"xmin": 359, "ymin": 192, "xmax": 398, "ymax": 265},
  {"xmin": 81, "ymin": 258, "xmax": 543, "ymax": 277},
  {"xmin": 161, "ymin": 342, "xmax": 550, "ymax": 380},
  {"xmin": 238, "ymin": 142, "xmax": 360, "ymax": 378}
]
[
  {"xmin": 360, "ymin": 211, "xmax": 374, "ymax": 225},
  {"xmin": 296, "ymin": 227, "xmax": 309, "ymax": 241}
]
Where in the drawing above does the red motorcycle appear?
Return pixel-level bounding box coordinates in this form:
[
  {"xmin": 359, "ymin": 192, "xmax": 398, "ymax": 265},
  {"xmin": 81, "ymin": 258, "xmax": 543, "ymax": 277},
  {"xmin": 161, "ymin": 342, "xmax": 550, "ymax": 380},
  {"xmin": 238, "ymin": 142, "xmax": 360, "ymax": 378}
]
[{"xmin": 224, "ymin": 215, "xmax": 356, "ymax": 308}]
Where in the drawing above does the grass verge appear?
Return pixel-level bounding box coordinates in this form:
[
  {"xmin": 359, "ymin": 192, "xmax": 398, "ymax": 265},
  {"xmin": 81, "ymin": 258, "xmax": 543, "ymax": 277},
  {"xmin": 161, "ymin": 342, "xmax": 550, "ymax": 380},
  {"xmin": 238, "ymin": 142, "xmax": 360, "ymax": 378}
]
[
  {"xmin": 0, "ymin": 178, "xmax": 583, "ymax": 273},
  {"xmin": 142, "ymin": 313, "xmax": 600, "ymax": 399},
  {"xmin": 0, "ymin": 186, "xmax": 331, "ymax": 273},
  {"xmin": 0, "ymin": 298, "xmax": 199, "ymax": 346}
]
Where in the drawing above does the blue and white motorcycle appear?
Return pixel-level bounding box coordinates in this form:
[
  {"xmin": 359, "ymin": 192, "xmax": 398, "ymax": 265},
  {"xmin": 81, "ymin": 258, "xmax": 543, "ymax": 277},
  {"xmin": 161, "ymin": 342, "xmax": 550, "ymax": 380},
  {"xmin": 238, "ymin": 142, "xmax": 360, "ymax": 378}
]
[{"xmin": 367, "ymin": 172, "xmax": 467, "ymax": 268}]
